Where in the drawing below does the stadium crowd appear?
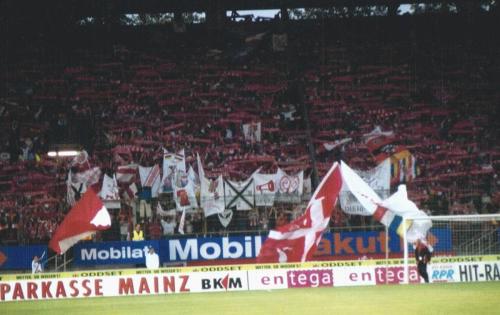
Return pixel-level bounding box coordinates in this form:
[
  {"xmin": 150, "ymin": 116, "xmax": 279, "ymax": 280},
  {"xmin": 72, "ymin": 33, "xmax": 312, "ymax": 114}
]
[{"xmin": 0, "ymin": 21, "xmax": 499, "ymax": 246}]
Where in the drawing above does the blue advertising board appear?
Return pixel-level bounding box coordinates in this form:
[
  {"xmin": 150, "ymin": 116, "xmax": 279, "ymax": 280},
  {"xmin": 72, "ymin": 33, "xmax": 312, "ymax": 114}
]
[
  {"xmin": 72, "ymin": 228, "xmax": 452, "ymax": 266},
  {"xmin": 73, "ymin": 240, "xmax": 160, "ymax": 266},
  {"xmin": 162, "ymin": 235, "xmax": 263, "ymax": 263},
  {"xmin": 0, "ymin": 245, "xmax": 47, "ymax": 270},
  {"xmin": 316, "ymin": 228, "xmax": 451, "ymax": 257}
]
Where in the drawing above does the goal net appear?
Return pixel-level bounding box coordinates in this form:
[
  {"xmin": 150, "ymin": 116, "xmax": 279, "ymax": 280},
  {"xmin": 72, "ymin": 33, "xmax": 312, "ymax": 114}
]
[{"xmin": 402, "ymin": 214, "xmax": 500, "ymax": 283}]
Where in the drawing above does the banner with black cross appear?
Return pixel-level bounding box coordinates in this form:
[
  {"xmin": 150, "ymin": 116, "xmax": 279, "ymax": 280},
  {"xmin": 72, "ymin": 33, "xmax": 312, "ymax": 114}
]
[{"xmin": 224, "ymin": 178, "xmax": 254, "ymax": 210}]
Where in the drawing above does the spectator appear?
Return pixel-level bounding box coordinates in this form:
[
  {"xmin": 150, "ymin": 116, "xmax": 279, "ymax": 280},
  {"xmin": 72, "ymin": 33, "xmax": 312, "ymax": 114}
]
[
  {"xmin": 137, "ymin": 186, "xmax": 152, "ymax": 219},
  {"xmin": 132, "ymin": 223, "xmax": 144, "ymax": 241},
  {"xmin": 414, "ymin": 239, "xmax": 432, "ymax": 283},
  {"xmin": 120, "ymin": 216, "xmax": 131, "ymax": 241},
  {"xmin": 160, "ymin": 216, "xmax": 176, "ymax": 236},
  {"xmin": 143, "ymin": 246, "xmax": 160, "ymax": 269},
  {"xmin": 31, "ymin": 255, "xmax": 43, "ymax": 274},
  {"xmin": 148, "ymin": 218, "xmax": 162, "ymax": 240}
]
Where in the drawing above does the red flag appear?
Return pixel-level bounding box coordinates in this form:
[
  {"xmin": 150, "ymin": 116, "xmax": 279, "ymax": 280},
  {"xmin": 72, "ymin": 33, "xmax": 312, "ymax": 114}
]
[
  {"xmin": 49, "ymin": 189, "xmax": 111, "ymax": 255},
  {"xmin": 257, "ymin": 162, "xmax": 342, "ymax": 263}
]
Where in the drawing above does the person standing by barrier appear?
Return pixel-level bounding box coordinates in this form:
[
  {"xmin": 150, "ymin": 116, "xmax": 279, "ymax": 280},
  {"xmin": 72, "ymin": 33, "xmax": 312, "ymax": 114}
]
[
  {"xmin": 415, "ymin": 239, "xmax": 432, "ymax": 283},
  {"xmin": 144, "ymin": 246, "xmax": 159, "ymax": 269},
  {"xmin": 32, "ymin": 255, "xmax": 43, "ymax": 274},
  {"xmin": 132, "ymin": 223, "xmax": 144, "ymax": 241}
]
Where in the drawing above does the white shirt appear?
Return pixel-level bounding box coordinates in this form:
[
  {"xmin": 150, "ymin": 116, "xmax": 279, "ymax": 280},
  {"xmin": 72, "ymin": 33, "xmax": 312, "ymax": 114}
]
[
  {"xmin": 161, "ymin": 219, "xmax": 176, "ymax": 235},
  {"xmin": 144, "ymin": 249, "xmax": 160, "ymax": 269},
  {"xmin": 32, "ymin": 260, "xmax": 42, "ymax": 274}
]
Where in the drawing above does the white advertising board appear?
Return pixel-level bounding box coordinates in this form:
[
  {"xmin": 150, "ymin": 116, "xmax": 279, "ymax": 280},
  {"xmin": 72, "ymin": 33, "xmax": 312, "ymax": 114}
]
[{"xmin": 1, "ymin": 255, "xmax": 499, "ymax": 302}]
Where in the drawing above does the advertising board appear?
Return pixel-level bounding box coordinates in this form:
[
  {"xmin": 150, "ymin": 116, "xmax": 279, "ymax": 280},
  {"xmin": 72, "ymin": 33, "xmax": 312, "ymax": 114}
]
[{"xmin": 1, "ymin": 255, "xmax": 499, "ymax": 302}]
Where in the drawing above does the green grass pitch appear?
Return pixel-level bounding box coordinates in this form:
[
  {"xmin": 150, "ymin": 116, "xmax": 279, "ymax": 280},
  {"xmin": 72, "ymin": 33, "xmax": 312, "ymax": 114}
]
[{"xmin": 3, "ymin": 282, "xmax": 500, "ymax": 315}]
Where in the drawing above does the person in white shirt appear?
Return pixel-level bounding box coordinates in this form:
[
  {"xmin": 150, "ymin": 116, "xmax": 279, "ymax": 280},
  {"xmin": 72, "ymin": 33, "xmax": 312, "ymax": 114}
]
[
  {"xmin": 32, "ymin": 256, "xmax": 43, "ymax": 274},
  {"xmin": 160, "ymin": 216, "xmax": 176, "ymax": 236},
  {"xmin": 143, "ymin": 246, "xmax": 160, "ymax": 269}
]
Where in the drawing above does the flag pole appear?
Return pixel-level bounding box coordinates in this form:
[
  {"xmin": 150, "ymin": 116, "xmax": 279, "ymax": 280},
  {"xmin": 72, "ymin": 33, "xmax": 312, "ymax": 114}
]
[
  {"xmin": 385, "ymin": 225, "xmax": 389, "ymax": 285},
  {"xmin": 403, "ymin": 217, "xmax": 409, "ymax": 284}
]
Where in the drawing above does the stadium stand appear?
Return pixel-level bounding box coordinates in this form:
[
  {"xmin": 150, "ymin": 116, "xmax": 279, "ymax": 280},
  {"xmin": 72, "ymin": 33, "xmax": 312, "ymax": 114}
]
[{"xmin": 0, "ymin": 6, "xmax": 499, "ymax": 250}]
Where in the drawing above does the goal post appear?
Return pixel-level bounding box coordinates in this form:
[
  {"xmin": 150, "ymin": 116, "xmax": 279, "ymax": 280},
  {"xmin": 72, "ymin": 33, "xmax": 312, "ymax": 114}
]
[{"xmin": 402, "ymin": 213, "xmax": 500, "ymax": 284}]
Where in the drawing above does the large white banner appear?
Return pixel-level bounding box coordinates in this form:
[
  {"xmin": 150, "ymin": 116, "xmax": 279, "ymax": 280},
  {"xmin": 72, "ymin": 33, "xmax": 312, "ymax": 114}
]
[
  {"xmin": 173, "ymin": 171, "xmax": 198, "ymax": 211},
  {"xmin": 197, "ymin": 154, "xmax": 224, "ymax": 217},
  {"xmin": 0, "ymin": 271, "xmax": 248, "ymax": 302},
  {"xmin": 100, "ymin": 174, "xmax": 120, "ymax": 201},
  {"xmin": 161, "ymin": 149, "xmax": 186, "ymax": 193},
  {"xmin": 200, "ymin": 175, "xmax": 225, "ymax": 217},
  {"xmin": 275, "ymin": 169, "xmax": 303, "ymax": 203},
  {"xmin": 339, "ymin": 159, "xmax": 390, "ymax": 216},
  {"xmin": 224, "ymin": 178, "xmax": 254, "ymax": 210},
  {"xmin": 253, "ymin": 172, "xmax": 277, "ymax": 206}
]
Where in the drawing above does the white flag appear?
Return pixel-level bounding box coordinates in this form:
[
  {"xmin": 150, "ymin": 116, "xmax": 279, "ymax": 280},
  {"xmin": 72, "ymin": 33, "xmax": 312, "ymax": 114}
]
[
  {"xmin": 340, "ymin": 159, "xmax": 390, "ymax": 216},
  {"xmin": 380, "ymin": 185, "xmax": 432, "ymax": 242},
  {"xmin": 340, "ymin": 161, "xmax": 431, "ymax": 242},
  {"xmin": 242, "ymin": 122, "xmax": 261, "ymax": 142},
  {"xmin": 275, "ymin": 168, "xmax": 303, "ymax": 203},
  {"xmin": 139, "ymin": 165, "xmax": 161, "ymax": 198},
  {"xmin": 197, "ymin": 153, "xmax": 225, "ymax": 217},
  {"xmin": 224, "ymin": 177, "xmax": 254, "ymax": 210},
  {"xmin": 100, "ymin": 174, "xmax": 120, "ymax": 200},
  {"xmin": 67, "ymin": 167, "xmax": 101, "ymax": 206},
  {"xmin": 218, "ymin": 209, "xmax": 233, "ymax": 228},
  {"xmin": 253, "ymin": 172, "xmax": 277, "ymax": 206},
  {"xmin": 67, "ymin": 171, "xmax": 87, "ymax": 206},
  {"xmin": 162, "ymin": 149, "xmax": 185, "ymax": 193},
  {"xmin": 173, "ymin": 171, "xmax": 198, "ymax": 211}
]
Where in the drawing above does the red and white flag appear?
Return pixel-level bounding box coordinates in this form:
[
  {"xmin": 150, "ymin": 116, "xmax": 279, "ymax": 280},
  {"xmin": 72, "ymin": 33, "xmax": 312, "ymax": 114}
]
[
  {"xmin": 140, "ymin": 165, "xmax": 160, "ymax": 187},
  {"xmin": 49, "ymin": 189, "xmax": 111, "ymax": 255},
  {"xmin": 139, "ymin": 165, "xmax": 161, "ymax": 197},
  {"xmin": 340, "ymin": 161, "xmax": 431, "ymax": 242},
  {"xmin": 116, "ymin": 164, "xmax": 138, "ymax": 184},
  {"xmin": 257, "ymin": 162, "xmax": 342, "ymax": 263},
  {"xmin": 73, "ymin": 166, "xmax": 101, "ymax": 187}
]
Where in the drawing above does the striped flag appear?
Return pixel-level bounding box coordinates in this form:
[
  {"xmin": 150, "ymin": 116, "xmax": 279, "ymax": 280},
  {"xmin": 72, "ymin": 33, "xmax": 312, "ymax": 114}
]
[
  {"xmin": 73, "ymin": 167, "xmax": 101, "ymax": 187},
  {"xmin": 139, "ymin": 165, "xmax": 161, "ymax": 197},
  {"xmin": 116, "ymin": 164, "xmax": 138, "ymax": 184},
  {"xmin": 142, "ymin": 165, "xmax": 160, "ymax": 187}
]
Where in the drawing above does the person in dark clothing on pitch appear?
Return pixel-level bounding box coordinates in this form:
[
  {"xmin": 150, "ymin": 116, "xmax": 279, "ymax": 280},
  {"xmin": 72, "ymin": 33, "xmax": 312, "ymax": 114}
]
[{"xmin": 415, "ymin": 238, "xmax": 432, "ymax": 283}]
